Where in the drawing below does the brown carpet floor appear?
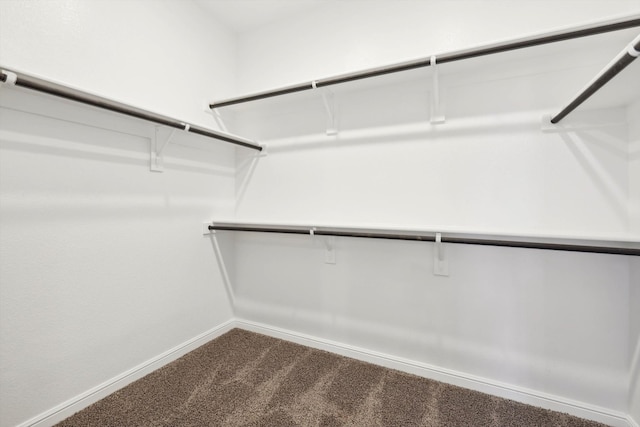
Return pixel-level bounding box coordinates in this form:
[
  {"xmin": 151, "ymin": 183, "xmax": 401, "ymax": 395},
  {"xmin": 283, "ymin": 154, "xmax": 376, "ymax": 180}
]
[{"xmin": 56, "ymin": 329, "xmax": 609, "ymax": 426}]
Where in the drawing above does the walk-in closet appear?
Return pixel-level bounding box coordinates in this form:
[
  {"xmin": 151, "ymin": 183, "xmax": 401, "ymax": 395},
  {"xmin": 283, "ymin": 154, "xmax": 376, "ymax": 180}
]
[{"xmin": 1, "ymin": 1, "xmax": 639, "ymax": 426}]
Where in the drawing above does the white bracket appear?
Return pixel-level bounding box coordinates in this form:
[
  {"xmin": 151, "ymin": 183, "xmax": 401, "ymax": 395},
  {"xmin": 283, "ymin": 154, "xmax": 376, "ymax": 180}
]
[
  {"xmin": 203, "ymin": 222, "xmax": 214, "ymax": 235},
  {"xmin": 150, "ymin": 123, "xmax": 189, "ymax": 172},
  {"xmin": 430, "ymin": 56, "xmax": 445, "ymax": 124},
  {"xmin": 211, "ymin": 107, "xmax": 229, "ymax": 133},
  {"xmin": 324, "ymin": 235, "xmax": 336, "ymax": 264},
  {"xmin": 257, "ymin": 144, "xmax": 269, "ymax": 158},
  {"xmin": 627, "ymin": 34, "xmax": 640, "ymax": 57},
  {"xmin": 150, "ymin": 126, "xmax": 175, "ymax": 172},
  {"xmin": 433, "ymin": 232, "xmax": 449, "ymax": 276},
  {"xmin": 313, "ymin": 81, "xmax": 338, "ymax": 136},
  {"xmin": 0, "ymin": 70, "xmax": 17, "ymax": 88}
]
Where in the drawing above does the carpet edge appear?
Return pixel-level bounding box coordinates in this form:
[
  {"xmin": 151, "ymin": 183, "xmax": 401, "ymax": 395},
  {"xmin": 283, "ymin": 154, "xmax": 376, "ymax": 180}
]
[
  {"xmin": 234, "ymin": 318, "xmax": 631, "ymax": 427},
  {"xmin": 20, "ymin": 319, "xmax": 237, "ymax": 427}
]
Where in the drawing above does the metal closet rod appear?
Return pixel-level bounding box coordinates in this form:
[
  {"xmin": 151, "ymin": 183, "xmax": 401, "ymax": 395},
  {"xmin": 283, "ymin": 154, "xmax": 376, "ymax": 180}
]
[
  {"xmin": 209, "ymin": 17, "xmax": 640, "ymax": 109},
  {"xmin": 208, "ymin": 223, "xmax": 640, "ymax": 256},
  {"xmin": 0, "ymin": 68, "xmax": 263, "ymax": 151},
  {"xmin": 551, "ymin": 33, "xmax": 640, "ymax": 123}
]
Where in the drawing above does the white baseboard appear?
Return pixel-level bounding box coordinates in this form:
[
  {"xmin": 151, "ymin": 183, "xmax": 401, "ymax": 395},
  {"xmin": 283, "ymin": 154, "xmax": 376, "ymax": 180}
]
[
  {"xmin": 21, "ymin": 319, "xmax": 236, "ymax": 427},
  {"xmin": 20, "ymin": 317, "xmax": 632, "ymax": 427},
  {"xmin": 234, "ymin": 318, "xmax": 631, "ymax": 427}
]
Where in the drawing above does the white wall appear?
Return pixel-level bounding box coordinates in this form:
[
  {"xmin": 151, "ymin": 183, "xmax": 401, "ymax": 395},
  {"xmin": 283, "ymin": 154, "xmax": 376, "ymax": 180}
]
[
  {"xmin": 226, "ymin": 1, "xmax": 640, "ymax": 422},
  {"xmin": 630, "ymin": 100, "xmax": 640, "ymax": 237},
  {"xmin": 232, "ymin": 24, "xmax": 638, "ymax": 239},
  {"xmin": 0, "ymin": 1, "xmax": 237, "ymax": 426},
  {"xmin": 231, "ymin": 233, "xmax": 631, "ymax": 414},
  {"xmin": 0, "ymin": 0, "xmax": 235, "ymax": 128},
  {"xmin": 631, "ymin": 258, "xmax": 640, "ymax": 426},
  {"xmin": 230, "ymin": 0, "xmax": 640, "ymax": 238},
  {"xmin": 629, "ymin": 100, "xmax": 640, "ymax": 425}
]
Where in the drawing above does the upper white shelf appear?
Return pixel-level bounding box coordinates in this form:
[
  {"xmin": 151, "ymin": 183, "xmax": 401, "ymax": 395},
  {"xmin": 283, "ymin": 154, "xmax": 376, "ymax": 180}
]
[
  {"xmin": 212, "ymin": 17, "xmax": 640, "ymax": 118},
  {"xmin": 0, "ymin": 66, "xmax": 263, "ymax": 152}
]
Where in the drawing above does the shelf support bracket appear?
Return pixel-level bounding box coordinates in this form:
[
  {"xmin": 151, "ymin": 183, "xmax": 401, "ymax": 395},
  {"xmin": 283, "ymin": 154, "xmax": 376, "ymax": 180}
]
[
  {"xmin": 324, "ymin": 235, "xmax": 336, "ymax": 264},
  {"xmin": 430, "ymin": 56, "xmax": 445, "ymax": 124},
  {"xmin": 314, "ymin": 81, "xmax": 338, "ymax": 136},
  {"xmin": 211, "ymin": 107, "xmax": 229, "ymax": 133},
  {"xmin": 0, "ymin": 70, "xmax": 17, "ymax": 90},
  {"xmin": 433, "ymin": 232, "xmax": 449, "ymax": 276},
  {"xmin": 211, "ymin": 106, "xmax": 267, "ymax": 157},
  {"xmin": 150, "ymin": 124, "xmax": 188, "ymax": 172}
]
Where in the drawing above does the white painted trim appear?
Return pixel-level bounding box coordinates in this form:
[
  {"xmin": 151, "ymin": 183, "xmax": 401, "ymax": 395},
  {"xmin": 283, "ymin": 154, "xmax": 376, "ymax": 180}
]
[
  {"xmin": 19, "ymin": 319, "xmax": 236, "ymax": 427},
  {"xmin": 235, "ymin": 318, "xmax": 631, "ymax": 427},
  {"xmin": 19, "ymin": 318, "xmax": 633, "ymax": 427}
]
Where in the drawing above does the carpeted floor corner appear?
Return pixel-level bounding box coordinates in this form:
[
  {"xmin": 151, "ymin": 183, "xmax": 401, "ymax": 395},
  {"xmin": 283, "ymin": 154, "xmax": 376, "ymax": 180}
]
[{"xmin": 56, "ymin": 329, "xmax": 609, "ymax": 426}]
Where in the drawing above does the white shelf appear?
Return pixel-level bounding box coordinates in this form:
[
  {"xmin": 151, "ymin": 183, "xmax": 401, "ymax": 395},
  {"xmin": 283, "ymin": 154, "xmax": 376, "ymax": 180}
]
[
  {"xmin": 218, "ymin": 22, "xmax": 640, "ymax": 116},
  {"xmin": 209, "ymin": 218, "xmax": 640, "ymax": 250}
]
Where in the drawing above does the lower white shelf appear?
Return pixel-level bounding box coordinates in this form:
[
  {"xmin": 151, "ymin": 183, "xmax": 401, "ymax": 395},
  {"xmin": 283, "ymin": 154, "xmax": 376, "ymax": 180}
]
[{"xmin": 205, "ymin": 220, "xmax": 640, "ymax": 256}]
